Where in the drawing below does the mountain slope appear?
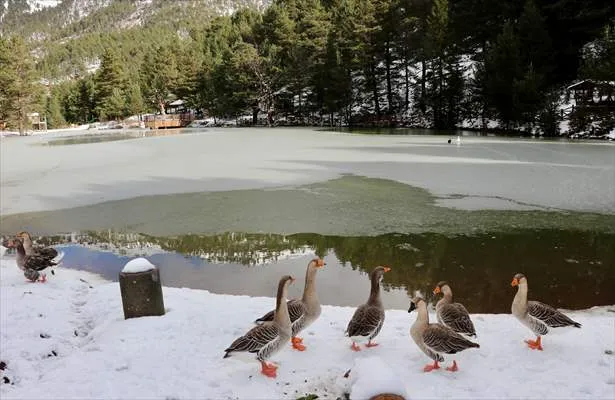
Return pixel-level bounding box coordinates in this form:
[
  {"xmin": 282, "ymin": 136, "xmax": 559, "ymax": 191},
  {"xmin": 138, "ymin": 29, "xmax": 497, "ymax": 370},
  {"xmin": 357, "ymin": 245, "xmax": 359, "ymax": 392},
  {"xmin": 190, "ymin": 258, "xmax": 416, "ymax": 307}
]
[{"xmin": 1, "ymin": 0, "xmax": 270, "ymax": 78}]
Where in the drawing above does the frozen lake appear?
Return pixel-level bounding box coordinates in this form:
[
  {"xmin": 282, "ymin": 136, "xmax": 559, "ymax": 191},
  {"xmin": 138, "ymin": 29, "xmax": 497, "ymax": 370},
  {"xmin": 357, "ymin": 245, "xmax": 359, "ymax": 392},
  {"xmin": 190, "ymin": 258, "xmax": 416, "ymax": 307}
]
[
  {"xmin": 1, "ymin": 127, "xmax": 614, "ymax": 220},
  {"xmin": 2, "ymin": 128, "xmax": 614, "ymax": 311}
]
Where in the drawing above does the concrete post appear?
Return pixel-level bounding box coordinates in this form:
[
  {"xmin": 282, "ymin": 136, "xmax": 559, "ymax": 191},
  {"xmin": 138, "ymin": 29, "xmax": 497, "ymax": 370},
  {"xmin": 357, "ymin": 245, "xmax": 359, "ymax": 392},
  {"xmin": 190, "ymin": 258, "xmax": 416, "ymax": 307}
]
[{"xmin": 119, "ymin": 260, "xmax": 165, "ymax": 319}]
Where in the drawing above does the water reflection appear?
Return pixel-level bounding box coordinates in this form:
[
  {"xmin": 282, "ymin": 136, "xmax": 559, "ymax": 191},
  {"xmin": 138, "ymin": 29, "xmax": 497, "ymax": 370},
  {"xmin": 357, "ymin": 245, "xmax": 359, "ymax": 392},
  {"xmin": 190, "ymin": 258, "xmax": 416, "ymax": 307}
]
[
  {"xmin": 39, "ymin": 129, "xmax": 190, "ymax": 146},
  {"xmin": 17, "ymin": 230, "xmax": 614, "ymax": 313}
]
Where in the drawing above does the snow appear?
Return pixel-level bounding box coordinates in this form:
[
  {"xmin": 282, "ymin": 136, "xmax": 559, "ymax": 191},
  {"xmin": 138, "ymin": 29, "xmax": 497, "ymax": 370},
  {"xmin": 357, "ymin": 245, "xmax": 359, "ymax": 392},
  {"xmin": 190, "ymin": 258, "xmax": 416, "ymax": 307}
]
[
  {"xmin": 348, "ymin": 356, "xmax": 408, "ymax": 400},
  {"xmin": 2, "ymin": 128, "xmax": 615, "ymax": 217},
  {"xmin": 121, "ymin": 257, "xmax": 155, "ymax": 273},
  {"xmin": 1, "ymin": 257, "xmax": 614, "ymax": 399}
]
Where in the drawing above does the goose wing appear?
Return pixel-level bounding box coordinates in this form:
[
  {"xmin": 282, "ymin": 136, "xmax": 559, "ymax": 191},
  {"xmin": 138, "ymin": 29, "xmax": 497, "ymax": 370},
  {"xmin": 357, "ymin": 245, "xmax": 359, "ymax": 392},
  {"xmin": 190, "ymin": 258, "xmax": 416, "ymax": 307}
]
[
  {"xmin": 36, "ymin": 247, "xmax": 58, "ymax": 260},
  {"xmin": 224, "ymin": 323, "xmax": 280, "ymax": 356},
  {"xmin": 254, "ymin": 299, "xmax": 305, "ymax": 324},
  {"xmin": 439, "ymin": 303, "xmax": 477, "ymax": 337},
  {"xmin": 527, "ymin": 301, "xmax": 581, "ymax": 328},
  {"xmin": 422, "ymin": 324, "xmax": 479, "ymax": 355},
  {"xmin": 24, "ymin": 254, "xmax": 56, "ymax": 271},
  {"xmin": 345, "ymin": 304, "xmax": 384, "ymax": 338}
]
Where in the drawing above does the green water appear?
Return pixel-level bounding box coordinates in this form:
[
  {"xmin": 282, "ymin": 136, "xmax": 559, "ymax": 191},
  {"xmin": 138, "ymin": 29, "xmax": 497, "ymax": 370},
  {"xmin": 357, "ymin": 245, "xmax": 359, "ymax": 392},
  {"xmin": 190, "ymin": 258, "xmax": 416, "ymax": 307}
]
[{"xmin": 1, "ymin": 176, "xmax": 613, "ymax": 236}]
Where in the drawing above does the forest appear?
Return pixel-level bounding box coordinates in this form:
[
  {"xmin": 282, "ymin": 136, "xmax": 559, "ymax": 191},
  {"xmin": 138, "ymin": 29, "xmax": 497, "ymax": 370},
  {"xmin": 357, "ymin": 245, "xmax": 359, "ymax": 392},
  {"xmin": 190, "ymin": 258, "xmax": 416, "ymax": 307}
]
[{"xmin": 0, "ymin": 0, "xmax": 614, "ymax": 135}]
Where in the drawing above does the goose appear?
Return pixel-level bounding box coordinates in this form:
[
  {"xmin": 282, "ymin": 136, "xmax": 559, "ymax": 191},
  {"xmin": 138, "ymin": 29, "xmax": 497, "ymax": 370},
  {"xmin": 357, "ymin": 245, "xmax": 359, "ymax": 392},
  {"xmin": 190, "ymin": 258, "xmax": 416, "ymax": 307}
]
[
  {"xmin": 2, "ymin": 238, "xmax": 56, "ymax": 282},
  {"xmin": 511, "ymin": 273, "xmax": 581, "ymax": 351},
  {"xmin": 345, "ymin": 266, "xmax": 391, "ymax": 351},
  {"xmin": 255, "ymin": 258, "xmax": 325, "ymax": 351},
  {"xmin": 433, "ymin": 281, "xmax": 477, "ymax": 338},
  {"xmin": 16, "ymin": 231, "xmax": 59, "ymax": 260},
  {"xmin": 409, "ymin": 297, "xmax": 479, "ymax": 372},
  {"xmin": 224, "ymin": 275, "xmax": 295, "ymax": 378}
]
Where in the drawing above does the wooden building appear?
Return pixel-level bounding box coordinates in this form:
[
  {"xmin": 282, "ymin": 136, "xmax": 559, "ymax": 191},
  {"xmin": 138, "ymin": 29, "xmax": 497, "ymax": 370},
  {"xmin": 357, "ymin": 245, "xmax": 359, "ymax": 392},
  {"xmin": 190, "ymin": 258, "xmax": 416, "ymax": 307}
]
[
  {"xmin": 144, "ymin": 99, "xmax": 195, "ymax": 129},
  {"xmin": 566, "ymin": 80, "xmax": 615, "ymax": 108}
]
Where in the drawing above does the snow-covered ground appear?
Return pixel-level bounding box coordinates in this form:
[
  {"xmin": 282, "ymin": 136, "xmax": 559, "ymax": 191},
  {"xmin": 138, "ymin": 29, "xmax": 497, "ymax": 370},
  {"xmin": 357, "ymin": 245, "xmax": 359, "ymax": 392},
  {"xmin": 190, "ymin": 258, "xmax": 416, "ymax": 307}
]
[
  {"xmin": 1, "ymin": 257, "xmax": 613, "ymax": 399},
  {"xmin": 1, "ymin": 128, "xmax": 614, "ymax": 216}
]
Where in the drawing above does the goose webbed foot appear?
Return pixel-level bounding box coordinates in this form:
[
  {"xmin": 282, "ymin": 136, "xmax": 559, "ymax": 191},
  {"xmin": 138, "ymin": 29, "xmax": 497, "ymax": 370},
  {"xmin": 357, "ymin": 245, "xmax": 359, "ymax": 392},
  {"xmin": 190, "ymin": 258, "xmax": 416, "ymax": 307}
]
[
  {"xmin": 260, "ymin": 361, "xmax": 278, "ymax": 378},
  {"xmin": 423, "ymin": 360, "xmax": 440, "ymax": 372},
  {"xmin": 292, "ymin": 342, "xmax": 306, "ymax": 351},
  {"xmin": 525, "ymin": 336, "xmax": 543, "ymax": 351},
  {"xmin": 365, "ymin": 340, "xmax": 379, "ymax": 348},
  {"xmin": 350, "ymin": 342, "xmax": 361, "ymax": 352},
  {"xmin": 446, "ymin": 360, "xmax": 458, "ymax": 372}
]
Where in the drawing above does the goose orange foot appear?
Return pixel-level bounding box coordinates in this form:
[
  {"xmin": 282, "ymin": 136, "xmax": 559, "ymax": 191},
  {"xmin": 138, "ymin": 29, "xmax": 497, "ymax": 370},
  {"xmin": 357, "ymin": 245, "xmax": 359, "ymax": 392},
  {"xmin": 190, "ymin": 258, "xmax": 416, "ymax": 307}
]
[
  {"xmin": 39, "ymin": 274, "xmax": 47, "ymax": 283},
  {"xmin": 525, "ymin": 336, "xmax": 543, "ymax": 351},
  {"xmin": 351, "ymin": 342, "xmax": 361, "ymax": 352},
  {"xmin": 423, "ymin": 361, "xmax": 440, "ymax": 372},
  {"xmin": 446, "ymin": 360, "xmax": 458, "ymax": 372},
  {"xmin": 260, "ymin": 361, "xmax": 278, "ymax": 378},
  {"xmin": 292, "ymin": 342, "xmax": 306, "ymax": 351},
  {"xmin": 291, "ymin": 337, "xmax": 303, "ymax": 344},
  {"xmin": 365, "ymin": 341, "xmax": 379, "ymax": 348}
]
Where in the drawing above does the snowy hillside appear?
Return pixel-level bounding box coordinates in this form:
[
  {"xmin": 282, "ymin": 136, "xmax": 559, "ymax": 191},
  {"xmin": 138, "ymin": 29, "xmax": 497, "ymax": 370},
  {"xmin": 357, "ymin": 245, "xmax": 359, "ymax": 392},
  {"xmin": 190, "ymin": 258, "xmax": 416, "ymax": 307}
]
[{"xmin": 0, "ymin": 256, "xmax": 613, "ymax": 399}]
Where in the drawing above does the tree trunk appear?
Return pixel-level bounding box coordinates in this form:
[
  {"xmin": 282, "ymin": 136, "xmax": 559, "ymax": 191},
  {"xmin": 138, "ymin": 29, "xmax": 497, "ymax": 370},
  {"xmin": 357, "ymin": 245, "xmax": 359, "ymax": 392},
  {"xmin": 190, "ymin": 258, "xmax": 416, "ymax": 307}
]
[
  {"xmin": 420, "ymin": 59, "xmax": 427, "ymax": 113},
  {"xmin": 385, "ymin": 43, "xmax": 393, "ymax": 115},
  {"xmin": 370, "ymin": 62, "xmax": 381, "ymax": 121},
  {"xmin": 252, "ymin": 106, "xmax": 259, "ymax": 125},
  {"xmin": 404, "ymin": 60, "xmax": 410, "ymax": 112}
]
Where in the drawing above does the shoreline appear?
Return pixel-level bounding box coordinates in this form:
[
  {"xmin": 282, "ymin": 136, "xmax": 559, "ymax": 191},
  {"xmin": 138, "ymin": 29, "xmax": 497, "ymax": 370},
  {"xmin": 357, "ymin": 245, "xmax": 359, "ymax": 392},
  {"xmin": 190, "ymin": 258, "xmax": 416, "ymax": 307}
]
[{"xmin": 1, "ymin": 257, "xmax": 613, "ymax": 399}]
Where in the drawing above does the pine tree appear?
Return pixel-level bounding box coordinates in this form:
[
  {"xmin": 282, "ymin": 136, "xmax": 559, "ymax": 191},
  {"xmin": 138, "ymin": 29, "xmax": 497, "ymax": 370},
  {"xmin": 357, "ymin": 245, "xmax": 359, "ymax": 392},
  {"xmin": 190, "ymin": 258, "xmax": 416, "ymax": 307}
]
[
  {"xmin": 94, "ymin": 47, "xmax": 128, "ymax": 120},
  {"xmin": 517, "ymin": 0, "xmax": 555, "ymax": 82},
  {"xmin": 140, "ymin": 46, "xmax": 179, "ymax": 114},
  {"xmin": 103, "ymin": 87, "xmax": 127, "ymax": 121},
  {"xmin": 0, "ymin": 36, "xmax": 42, "ymax": 133},
  {"xmin": 46, "ymin": 91, "xmax": 66, "ymax": 129},
  {"xmin": 477, "ymin": 22, "xmax": 522, "ymax": 129},
  {"xmin": 126, "ymin": 83, "xmax": 146, "ymax": 118}
]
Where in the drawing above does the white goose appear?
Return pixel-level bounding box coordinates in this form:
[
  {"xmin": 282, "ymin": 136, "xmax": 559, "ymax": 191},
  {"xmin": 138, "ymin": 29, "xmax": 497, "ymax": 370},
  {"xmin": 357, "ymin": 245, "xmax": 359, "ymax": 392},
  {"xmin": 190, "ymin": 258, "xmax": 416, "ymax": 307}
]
[{"xmin": 511, "ymin": 273, "xmax": 581, "ymax": 350}]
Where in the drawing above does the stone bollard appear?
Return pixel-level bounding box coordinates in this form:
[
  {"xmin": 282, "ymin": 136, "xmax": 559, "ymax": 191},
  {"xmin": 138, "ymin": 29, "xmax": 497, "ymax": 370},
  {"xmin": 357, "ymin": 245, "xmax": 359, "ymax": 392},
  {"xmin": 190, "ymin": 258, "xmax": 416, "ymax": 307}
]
[{"xmin": 119, "ymin": 258, "xmax": 165, "ymax": 319}]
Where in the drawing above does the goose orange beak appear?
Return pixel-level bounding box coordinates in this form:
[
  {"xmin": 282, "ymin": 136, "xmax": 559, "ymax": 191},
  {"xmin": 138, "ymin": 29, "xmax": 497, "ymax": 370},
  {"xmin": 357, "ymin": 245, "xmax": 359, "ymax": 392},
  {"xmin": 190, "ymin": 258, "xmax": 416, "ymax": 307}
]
[
  {"xmin": 511, "ymin": 278, "xmax": 519, "ymax": 287},
  {"xmin": 316, "ymin": 259, "xmax": 326, "ymax": 267},
  {"xmin": 433, "ymin": 286, "xmax": 441, "ymax": 295},
  {"xmin": 383, "ymin": 266, "xmax": 391, "ymax": 272}
]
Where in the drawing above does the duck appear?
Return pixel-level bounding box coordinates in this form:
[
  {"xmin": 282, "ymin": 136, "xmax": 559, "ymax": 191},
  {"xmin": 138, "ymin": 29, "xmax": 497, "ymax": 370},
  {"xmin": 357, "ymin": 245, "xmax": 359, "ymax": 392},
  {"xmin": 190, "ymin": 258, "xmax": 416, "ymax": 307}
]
[
  {"xmin": 255, "ymin": 258, "xmax": 325, "ymax": 351},
  {"xmin": 511, "ymin": 273, "xmax": 581, "ymax": 351},
  {"xmin": 433, "ymin": 281, "xmax": 477, "ymax": 338},
  {"xmin": 16, "ymin": 231, "xmax": 59, "ymax": 260},
  {"xmin": 2, "ymin": 237, "xmax": 56, "ymax": 282},
  {"xmin": 224, "ymin": 275, "xmax": 295, "ymax": 378},
  {"xmin": 345, "ymin": 266, "xmax": 390, "ymax": 351},
  {"xmin": 409, "ymin": 296, "xmax": 479, "ymax": 372}
]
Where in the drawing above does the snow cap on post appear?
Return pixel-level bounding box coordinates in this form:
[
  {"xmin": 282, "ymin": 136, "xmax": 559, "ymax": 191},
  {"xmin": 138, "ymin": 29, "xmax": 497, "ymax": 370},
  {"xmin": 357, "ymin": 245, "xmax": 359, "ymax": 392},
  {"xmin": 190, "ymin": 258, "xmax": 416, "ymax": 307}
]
[{"xmin": 119, "ymin": 257, "xmax": 165, "ymax": 319}]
